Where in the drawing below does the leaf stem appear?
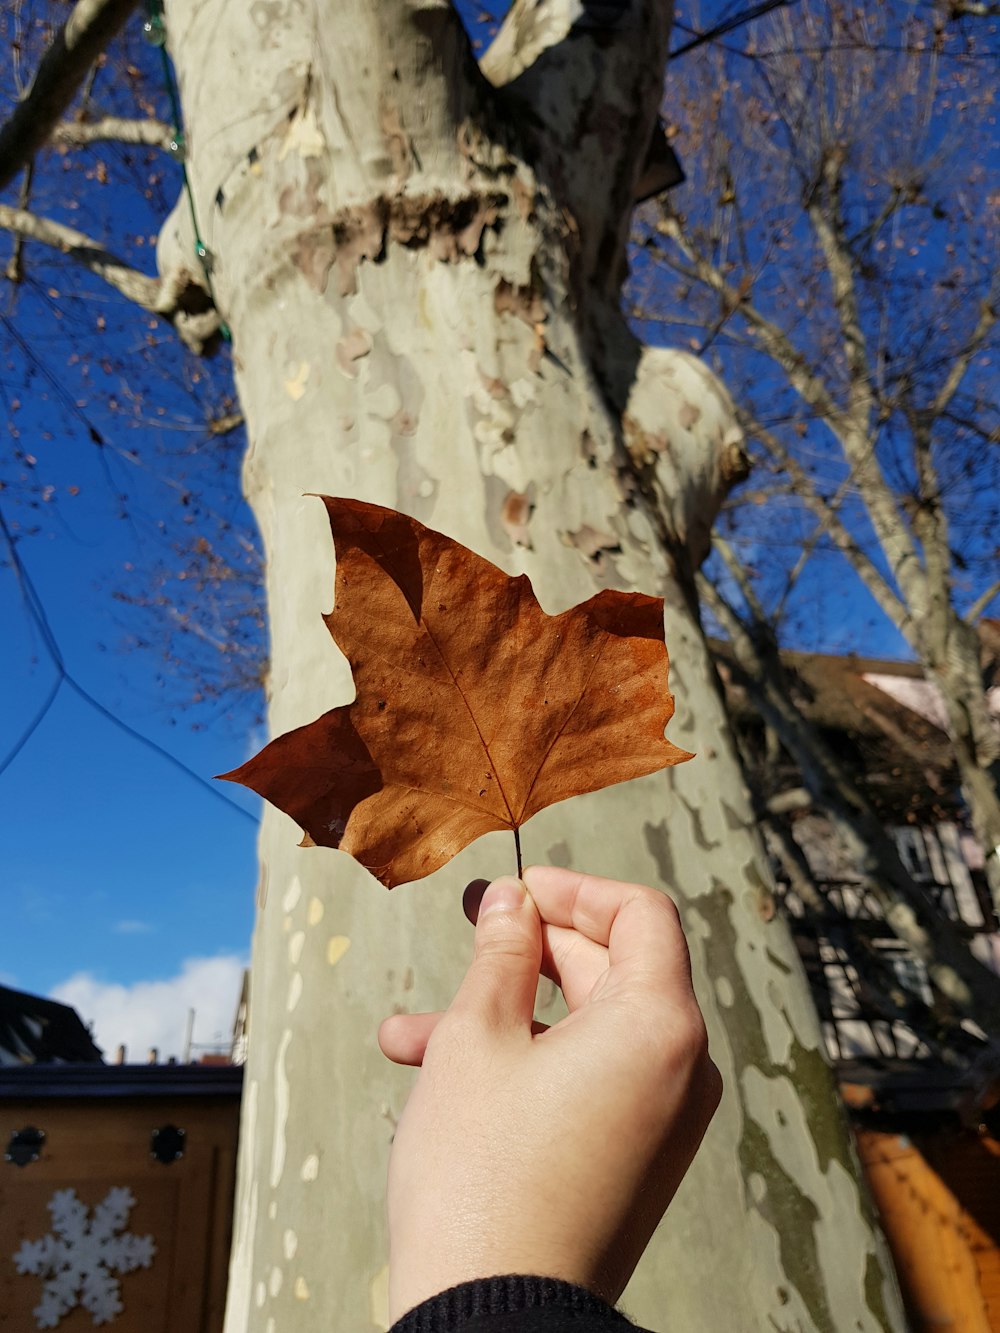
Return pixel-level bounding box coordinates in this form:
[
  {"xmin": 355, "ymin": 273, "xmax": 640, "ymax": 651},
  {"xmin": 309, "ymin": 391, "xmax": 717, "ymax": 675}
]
[{"xmin": 514, "ymin": 827, "xmax": 523, "ymax": 879}]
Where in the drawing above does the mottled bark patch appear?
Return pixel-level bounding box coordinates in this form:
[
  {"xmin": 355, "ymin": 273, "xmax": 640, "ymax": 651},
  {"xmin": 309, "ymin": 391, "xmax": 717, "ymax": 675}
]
[
  {"xmin": 623, "ymin": 412, "xmax": 669, "ymax": 466},
  {"xmin": 864, "ymin": 1251, "xmax": 895, "ymax": 1333},
  {"xmin": 484, "ymin": 479, "xmax": 534, "ymax": 552},
  {"xmin": 494, "ymin": 274, "xmax": 546, "ymax": 327},
  {"xmin": 695, "ymin": 878, "xmax": 896, "ymax": 1330},
  {"xmin": 546, "ymin": 840, "xmax": 572, "ymax": 867},
  {"xmin": 643, "ymin": 819, "xmax": 676, "ymax": 890},
  {"xmin": 335, "ymin": 328, "xmax": 373, "ymax": 379},
  {"xmin": 739, "ymin": 1114, "xmax": 831, "ymax": 1327},
  {"xmin": 290, "ymin": 192, "xmax": 509, "ymax": 297},
  {"xmin": 561, "ymin": 523, "xmax": 624, "ymax": 585},
  {"xmin": 379, "ymin": 98, "xmax": 414, "ymax": 186},
  {"xmin": 720, "ymin": 437, "xmax": 751, "ymax": 486},
  {"xmin": 677, "ymin": 791, "xmax": 721, "ymax": 853},
  {"xmin": 501, "ymin": 489, "xmax": 533, "ymax": 549}
]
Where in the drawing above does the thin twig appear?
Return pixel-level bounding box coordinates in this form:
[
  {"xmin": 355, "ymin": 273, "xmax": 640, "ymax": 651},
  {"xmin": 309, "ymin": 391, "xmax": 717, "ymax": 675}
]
[{"xmin": 4, "ymin": 159, "xmax": 33, "ymax": 290}]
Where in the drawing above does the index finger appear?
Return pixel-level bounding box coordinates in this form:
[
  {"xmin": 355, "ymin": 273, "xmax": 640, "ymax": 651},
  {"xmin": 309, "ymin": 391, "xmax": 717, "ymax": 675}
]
[{"xmin": 521, "ymin": 864, "xmax": 695, "ymax": 1000}]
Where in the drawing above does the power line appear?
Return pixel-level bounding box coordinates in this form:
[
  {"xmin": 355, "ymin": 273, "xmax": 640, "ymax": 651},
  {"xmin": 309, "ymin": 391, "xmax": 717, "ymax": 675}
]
[
  {"xmin": 0, "ymin": 506, "xmax": 257, "ymax": 823},
  {"xmin": 0, "ymin": 674, "xmax": 62, "ymax": 781},
  {"xmin": 669, "ymin": 0, "xmax": 800, "ymax": 59}
]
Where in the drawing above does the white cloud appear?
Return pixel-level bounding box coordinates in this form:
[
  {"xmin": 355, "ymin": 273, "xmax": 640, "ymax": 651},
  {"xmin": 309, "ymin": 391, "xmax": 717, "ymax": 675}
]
[
  {"xmin": 244, "ymin": 724, "xmax": 268, "ymax": 761},
  {"xmin": 113, "ymin": 920, "xmax": 154, "ymax": 935},
  {"xmin": 52, "ymin": 955, "xmax": 246, "ymax": 1063}
]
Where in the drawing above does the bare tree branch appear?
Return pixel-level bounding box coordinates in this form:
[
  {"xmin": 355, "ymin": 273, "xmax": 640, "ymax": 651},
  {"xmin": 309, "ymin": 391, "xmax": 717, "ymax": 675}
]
[
  {"xmin": 737, "ymin": 405, "xmax": 911, "ymax": 630},
  {"xmin": 800, "ymin": 153, "xmax": 927, "ymax": 609},
  {"xmin": 907, "ymin": 412, "xmax": 951, "ymax": 630},
  {"xmin": 929, "ymin": 292, "xmax": 999, "ymax": 419},
  {"xmin": 654, "ymin": 209, "xmax": 850, "ymax": 428},
  {"xmin": 805, "ymin": 148, "xmax": 875, "ymax": 421},
  {"xmin": 52, "ymin": 115, "xmax": 175, "ymax": 151},
  {"xmin": 894, "ymin": 298, "xmax": 996, "ymax": 633},
  {"xmin": 846, "ymin": 185, "xmax": 907, "ymax": 255},
  {"xmin": 766, "ymin": 786, "xmax": 813, "ymax": 816},
  {"xmin": 967, "ymin": 578, "xmax": 1000, "ymax": 624},
  {"xmin": 657, "ymin": 188, "xmax": 944, "ymax": 620},
  {"xmin": 941, "ymin": 408, "xmax": 1000, "ymax": 445},
  {"xmin": 772, "ymin": 477, "xmax": 854, "ymax": 621},
  {"xmin": 0, "ymin": 0, "xmax": 139, "ymax": 192},
  {"xmin": 207, "ymin": 411, "xmax": 245, "ymax": 438},
  {"xmin": 4, "ymin": 161, "xmax": 33, "ymax": 287},
  {"xmin": 0, "ymin": 204, "xmax": 219, "ymax": 351},
  {"xmin": 0, "ymin": 202, "xmax": 160, "ymax": 305},
  {"xmin": 715, "ymin": 535, "xmax": 769, "ymax": 622}
]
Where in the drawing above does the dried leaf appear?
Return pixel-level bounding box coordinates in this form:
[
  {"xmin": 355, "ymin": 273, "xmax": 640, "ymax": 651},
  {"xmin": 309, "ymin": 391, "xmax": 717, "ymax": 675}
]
[{"xmin": 221, "ymin": 498, "xmax": 691, "ymax": 887}]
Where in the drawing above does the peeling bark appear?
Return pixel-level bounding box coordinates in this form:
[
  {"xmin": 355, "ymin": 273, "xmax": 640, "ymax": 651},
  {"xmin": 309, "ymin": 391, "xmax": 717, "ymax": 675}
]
[{"xmin": 161, "ymin": 0, "xmax": 906, "ymax": 1327}]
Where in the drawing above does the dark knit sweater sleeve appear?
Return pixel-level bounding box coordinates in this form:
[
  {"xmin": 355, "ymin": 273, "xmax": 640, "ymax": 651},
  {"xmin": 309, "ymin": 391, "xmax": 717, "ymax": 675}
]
[{"xmin": 387, "ymin": 1274, "xmax": 653, "ymax": 1333}]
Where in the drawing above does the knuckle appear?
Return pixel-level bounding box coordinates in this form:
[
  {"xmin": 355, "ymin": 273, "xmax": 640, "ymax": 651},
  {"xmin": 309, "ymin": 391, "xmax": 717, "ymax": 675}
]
[
  {"xmin": 639, "ymin": 885, "xmax": 682, "ymax": 926},
  {"xmin": 475, "ymin": 925, "xmax": 537, "ymax": 965},
  {"xmin": 647, "ymin": 999, "xmax": 710, "ymax": 1071},
  {"xmin": 638, "ymin": 891, "xmax": 690, "ymax": 954}
]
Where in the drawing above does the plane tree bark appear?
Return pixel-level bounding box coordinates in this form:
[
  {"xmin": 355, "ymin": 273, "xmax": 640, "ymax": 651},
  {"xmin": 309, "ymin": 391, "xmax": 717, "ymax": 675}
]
[{"xmin": 0, "ymin": 1, "xmax": 907, "ymax": 1329}]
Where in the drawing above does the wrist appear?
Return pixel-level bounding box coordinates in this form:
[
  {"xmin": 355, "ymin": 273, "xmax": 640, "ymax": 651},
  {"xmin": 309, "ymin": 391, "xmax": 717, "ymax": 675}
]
[{"xmin": 389, "ymin": 1243, "xmax": 599, "ymax": 1325}]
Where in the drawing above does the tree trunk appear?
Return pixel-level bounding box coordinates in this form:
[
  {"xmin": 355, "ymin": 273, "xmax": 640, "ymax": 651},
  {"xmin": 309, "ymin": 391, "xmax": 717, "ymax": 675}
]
[
  {"xmin": 926, "ymin": 612, "xmax": 1000, "ymax": 916},
  {"xmin": 163, "ymin": 1, "xmax": 906, "ymax": 1328}
]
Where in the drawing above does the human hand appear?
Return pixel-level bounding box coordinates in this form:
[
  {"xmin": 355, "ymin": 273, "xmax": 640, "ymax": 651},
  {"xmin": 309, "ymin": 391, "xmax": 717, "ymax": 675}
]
[{"xmin": 378, "ymin": 866, "xmax": 723, "ymax": 1323}]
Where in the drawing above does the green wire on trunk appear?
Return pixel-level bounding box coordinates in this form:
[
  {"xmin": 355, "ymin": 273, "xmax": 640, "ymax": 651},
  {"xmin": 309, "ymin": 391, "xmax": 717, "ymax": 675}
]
[{"xmin": 143, "ymin": 1, "xmax": 231, "ymax": 343}]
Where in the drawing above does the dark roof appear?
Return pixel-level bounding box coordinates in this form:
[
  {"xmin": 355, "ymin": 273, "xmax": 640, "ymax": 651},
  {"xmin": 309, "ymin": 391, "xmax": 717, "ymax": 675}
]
[
  {"xmin": 0, "ymin": 1062, "xmax": 242, "ymax": 1099},
  {"xmin": 711, "ymin": 622, "xmax": 998, "ymax": 751},
  {"xmin": 0, "ymin": 985, "xmax": 103, "ymax": 1066},
  {"xmin": 708, "ymin": 637, "xmax": 963, "ymax": 823}
]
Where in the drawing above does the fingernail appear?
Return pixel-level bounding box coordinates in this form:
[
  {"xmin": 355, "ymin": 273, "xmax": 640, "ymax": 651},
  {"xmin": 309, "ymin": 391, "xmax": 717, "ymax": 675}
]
[{"xmin": 479, "ymin": 876, "xmax": 526, "ymax": 917}]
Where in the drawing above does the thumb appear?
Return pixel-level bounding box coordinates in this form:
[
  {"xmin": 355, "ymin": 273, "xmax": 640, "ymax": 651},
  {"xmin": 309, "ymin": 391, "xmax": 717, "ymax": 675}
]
[{"xmin": 450, "ymin": 876, "xmax": 542, "ymax": 1035}]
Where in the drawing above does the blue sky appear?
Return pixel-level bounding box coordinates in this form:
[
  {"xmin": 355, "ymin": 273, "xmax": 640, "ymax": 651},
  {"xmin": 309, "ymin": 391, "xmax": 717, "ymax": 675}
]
[
  {"xmin": 627, "ymin": 1, "xmax": 1000, "ymax": 649},
  {"xmin": 0, "ymin": 5, "xmax": 267, "ymax": 1058},
  {"xmin": 1, "ymin": 423, "xmax": 259, "ymax": 1055},
  {"xmin": 2, "ymin": 0, "xmax": 996, "ymax": 1059}
]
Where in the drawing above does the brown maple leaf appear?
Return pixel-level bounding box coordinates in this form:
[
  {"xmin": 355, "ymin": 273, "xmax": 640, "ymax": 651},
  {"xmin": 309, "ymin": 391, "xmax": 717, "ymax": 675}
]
[{"xmin": 220, "ymin": 498, "xmax": 692, "ymax": 888}]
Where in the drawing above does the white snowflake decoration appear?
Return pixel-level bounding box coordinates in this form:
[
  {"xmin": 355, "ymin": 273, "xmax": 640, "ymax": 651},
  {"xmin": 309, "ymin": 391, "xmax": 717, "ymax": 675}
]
[{"xmin": 13, "ymin": 1186, "xmax": 156, "ymax": 1329}]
